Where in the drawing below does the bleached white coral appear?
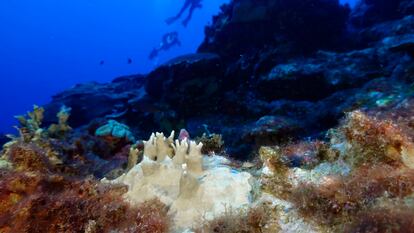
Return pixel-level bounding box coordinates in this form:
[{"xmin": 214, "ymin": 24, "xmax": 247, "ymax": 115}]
[
  {"xmin": 171, "ymin": 139, "xmax": 187, "ymax": 165},
  {"xmin": 185, "ymin": 141, "xmax": 204, "ymax": 174},
  {"xmin": 104, "ymin": 131, "xmax": 253, "ymax": 231},
  {"xmin": 143, "ymin": 131, "xmax": 175, "ymax": 162}
]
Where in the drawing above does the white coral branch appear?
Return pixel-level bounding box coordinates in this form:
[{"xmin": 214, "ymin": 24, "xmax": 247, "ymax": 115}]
[
  {"xmin": 186, "ymin": 141, "xmax": 203, "ymax": 174},
  {"xmin": 172, "ymin": 139, "xmax": 188, "ymax": 166}
]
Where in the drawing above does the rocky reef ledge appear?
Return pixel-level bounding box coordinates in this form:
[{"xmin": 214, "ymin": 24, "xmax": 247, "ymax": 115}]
[{"xmin": 41, "ymin": 0, "xmax": 414, "ymax": 159}]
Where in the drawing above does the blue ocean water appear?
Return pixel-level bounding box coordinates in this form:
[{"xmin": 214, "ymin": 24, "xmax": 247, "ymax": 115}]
[
  {"xmin": 0, "ymin": 0, "xmax": 357, "ymax": 134},
  {"xmin": 0, "ymin": 0, "xmax": 228, "ymax": 133}
]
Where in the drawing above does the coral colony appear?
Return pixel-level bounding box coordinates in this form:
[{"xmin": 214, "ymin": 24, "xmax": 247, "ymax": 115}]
[{"xmin": 2, "ymin": 0, "xmax": 414, "ymax": 232}]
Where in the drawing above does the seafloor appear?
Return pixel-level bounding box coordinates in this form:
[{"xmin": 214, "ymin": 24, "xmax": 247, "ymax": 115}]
[{"xmin": 2, "ymin": 0, "xmax": 414, "ymax": 232}]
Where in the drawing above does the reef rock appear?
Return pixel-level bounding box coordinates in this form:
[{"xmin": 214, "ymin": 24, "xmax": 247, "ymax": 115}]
[
  {"xmin": 8, "ymin": 0, "xmax": 414, "ymax": 231},
  {"xmin": 199, "ymin": 0, "xmax": 350, "ymax": 58},
  {"xmin": 42, "ymin": 0, "xmax": 414, "ymax": 159},
  {"xmin": 256, "ymin": 49, "xmax": 382, "ymax": 101},
  {"xmin": 350, "ymin": 0, "xmax": 414, "ymax": 28},
  {"xmin": 43, "ymin": 75, "xmax": 147, "ymax": 129}
]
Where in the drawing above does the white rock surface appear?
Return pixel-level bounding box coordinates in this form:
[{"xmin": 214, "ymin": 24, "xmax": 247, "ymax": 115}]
[
  {"xmin": 258, "ymin": 193, "xmax": 321, "ymax": 233},
  {"xmin": 290, "ymin": 161, "xmax": 351, "ymax": 186}
]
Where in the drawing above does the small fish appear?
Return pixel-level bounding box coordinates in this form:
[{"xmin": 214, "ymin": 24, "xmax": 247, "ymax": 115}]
[
  {"xmin": 128, "ymin": 58, "xmax": 132, "ymax": 64},
  {"xmin": 99, "ymin": 60, "xmax": 105, "ymax": 65}
]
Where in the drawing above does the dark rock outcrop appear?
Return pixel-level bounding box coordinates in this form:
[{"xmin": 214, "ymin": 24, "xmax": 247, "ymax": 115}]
[
  {"xmin": 42, "ymin": 0, "xmax": 414, "ymax": 159},
  {"xmin": 145, "ymin": 53, "xmax": 224, "ymax": 117},
  {"xmin": 43, "ymin": 75, "xmax": 147, "ymax": 128},
  {"xmin": 351, "ymin": 0, "xmax": 414, "ymax": 28},
  {"xmin": 199, "ymin": 0, "xmax": 351, "ymax": 59},
  {"xmin": 256, "ymin": 49, "xmax": 382, "ymax": 101}
]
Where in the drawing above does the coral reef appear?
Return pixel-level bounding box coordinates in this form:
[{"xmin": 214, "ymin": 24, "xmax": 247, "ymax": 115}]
[
  {"xmin": 91, "ymin": 120, "xmax": 136, "ymax": 160},
  {"xmin": 126, "ymin": 144, "xmax": 141, "ymax": 171},
  {"xmin": 14, "ymin": 105, "xmax": 46, "ymax": 142},
  {"xmin": 4, "ymin": 0, "xmax": 414, "ymax": 232},
  {"xmin": 42, "ymin": 0, "xmax": 414, "ymax": 158},
  {"xmin": 95, "ymin": 120, "xmax": 135, "ymax": 143},
  {"xmin": 285, "ymin": 108, "xmax": 414, "ymax": 230},
  {"xmin": 2, "ymin": 105, "xmax": 134, "ymax": 178},
  {"xmin": 290, "ymin": 164, "xmax": 414, "ymax": 226},
  {"xmin": 254, "ymin": 105, "xmax": 414, "ymax": 232},
  {"xmin": 0, "ymin": 110, "xmax": 172, "ymax": 233},
  {"xmin": 106, "ymin": 131, "xmax": 253, "ymax": 231}
]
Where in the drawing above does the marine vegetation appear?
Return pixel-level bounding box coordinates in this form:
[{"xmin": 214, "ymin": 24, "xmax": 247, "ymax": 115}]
[
  {"xmin": 195, "ymin": 132, "xmax": 225, "ymax": 155},
  {"xmin": 287, "ymin": 109, "xmax": 414, "ymax": 231},
  {"xmin": 194, "ymin": 205, "xmax": 278, "ymax": 233},
  {"xmin": 0, "ymin": 169, "xmax": 173, "ymax": 233},
  {"xmin": 47, "ymin": 105, "xmax": 72, "ymax": 139}
]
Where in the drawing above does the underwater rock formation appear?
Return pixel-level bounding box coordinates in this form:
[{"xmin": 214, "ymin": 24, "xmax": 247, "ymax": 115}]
[
  {"xmin": 42, "ymin": 0, "xmax": 414, "ymax": 159},
  {"xmin": 43, "ymin": 75, "xmax": 147, "ymax": 130},
  {"xmin": 3, "ymin": 105, "xmax": 133, "ymax": 178},
  {"xmin": 198, "ymin": 0, "xmax": 351, "ymax": 58},
  {"xmin": 6, "ymin": 0, "xmax": 414, "ymax": 232},
  {"xmin": 351, "ymin": 0, "xmax": 414, "ymax": 28},
  {"xmin": 256, "ymin": 105, "xmax": 414, "ymax": 232}
]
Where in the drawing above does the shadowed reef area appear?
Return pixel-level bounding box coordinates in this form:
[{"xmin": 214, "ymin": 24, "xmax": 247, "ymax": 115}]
[{"xmin": 40, "ymin": 0, "xmax": 414, "ymax": 158}]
